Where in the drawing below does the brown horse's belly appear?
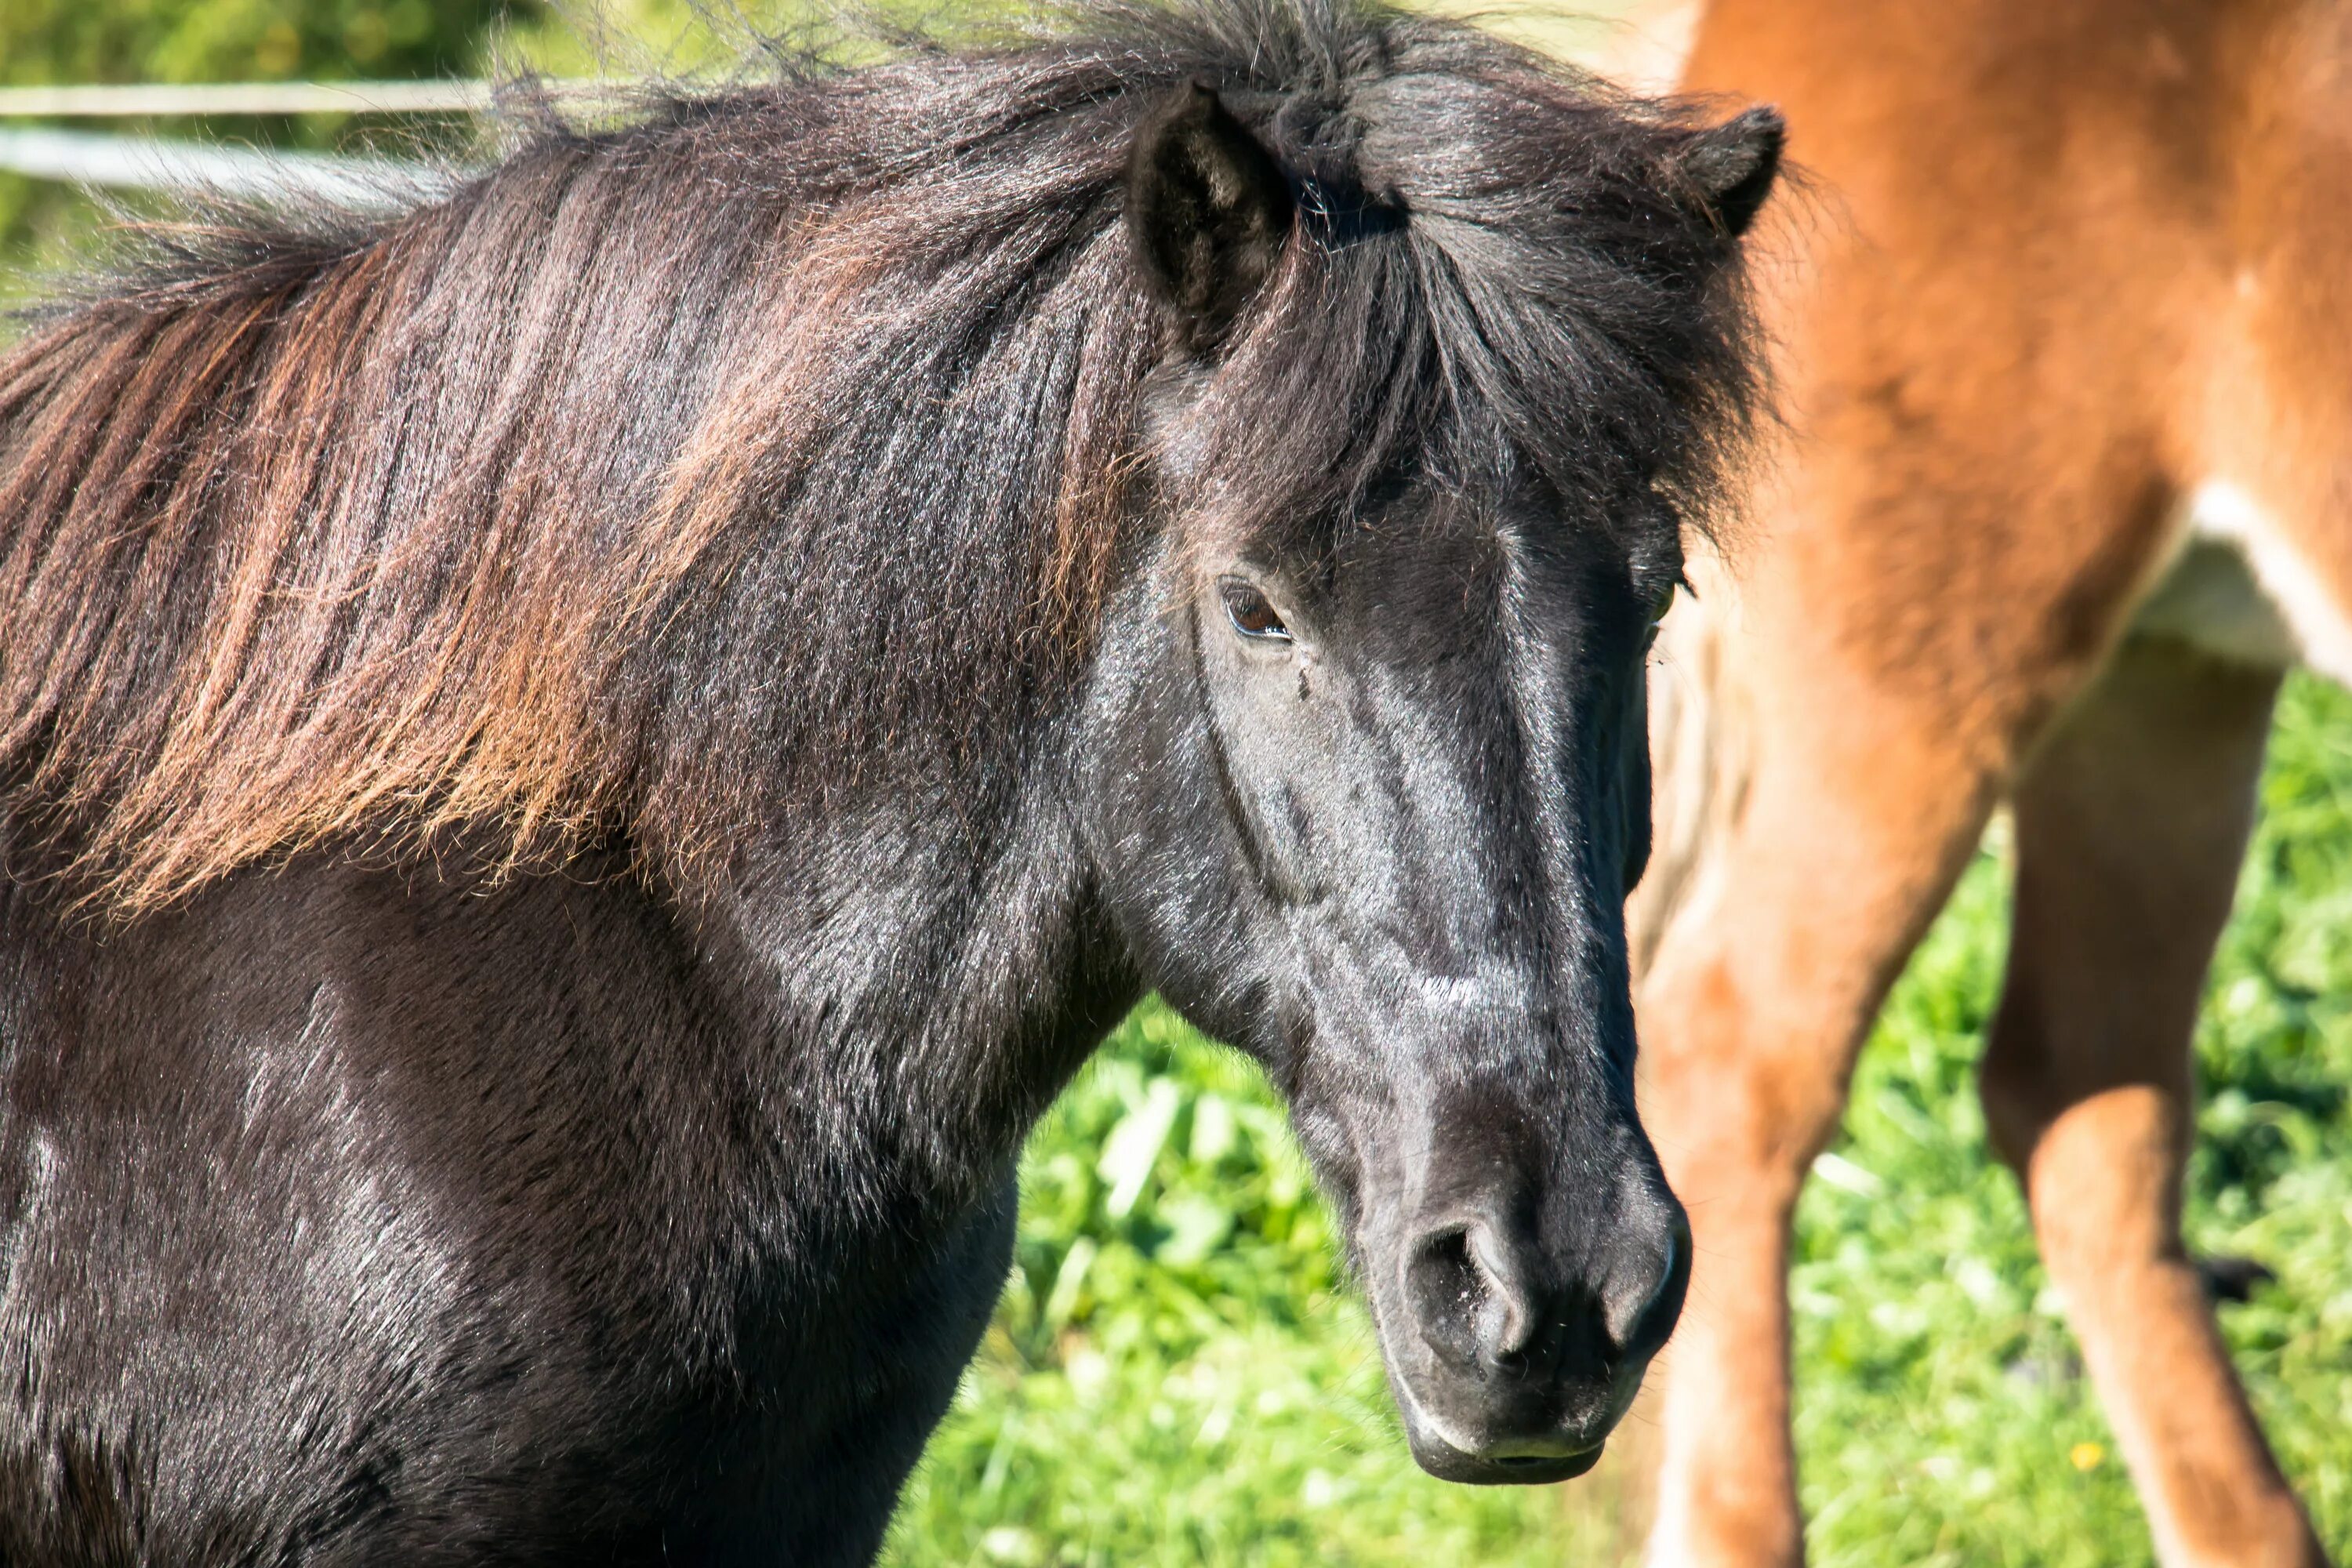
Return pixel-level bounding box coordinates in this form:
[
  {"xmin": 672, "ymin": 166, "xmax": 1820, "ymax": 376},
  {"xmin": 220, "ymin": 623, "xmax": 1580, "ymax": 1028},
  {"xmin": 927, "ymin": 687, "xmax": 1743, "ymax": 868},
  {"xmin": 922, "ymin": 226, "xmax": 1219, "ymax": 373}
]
[{"xmin": 2130, "ymin": 481, "xmax": 2352, "ymax": 681}]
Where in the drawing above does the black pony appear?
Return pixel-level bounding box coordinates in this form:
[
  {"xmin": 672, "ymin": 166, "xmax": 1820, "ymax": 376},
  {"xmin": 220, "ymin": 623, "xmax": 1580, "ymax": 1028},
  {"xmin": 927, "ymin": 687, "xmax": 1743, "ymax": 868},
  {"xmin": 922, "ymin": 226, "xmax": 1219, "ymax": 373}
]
[{"xmin": 0, "ymin": 0, "xmax": 1779, "ymax": 1559}]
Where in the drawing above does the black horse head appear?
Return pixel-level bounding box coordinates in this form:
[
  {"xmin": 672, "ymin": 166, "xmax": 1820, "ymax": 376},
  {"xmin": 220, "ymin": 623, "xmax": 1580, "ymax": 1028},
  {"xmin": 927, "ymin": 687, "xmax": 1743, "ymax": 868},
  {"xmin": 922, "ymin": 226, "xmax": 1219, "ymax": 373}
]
[{"xmin": 1085, "ymin": 77, "xmax": 1780, "ymax": 1479}]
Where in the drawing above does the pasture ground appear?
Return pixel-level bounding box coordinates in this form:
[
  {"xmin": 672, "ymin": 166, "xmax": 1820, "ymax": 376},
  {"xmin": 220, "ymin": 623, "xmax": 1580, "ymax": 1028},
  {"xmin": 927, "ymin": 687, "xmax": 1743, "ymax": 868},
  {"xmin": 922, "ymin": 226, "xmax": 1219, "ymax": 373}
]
[{"xmin": 887, "ymin": 672, "xmax": 2352, "ymax": 1567}]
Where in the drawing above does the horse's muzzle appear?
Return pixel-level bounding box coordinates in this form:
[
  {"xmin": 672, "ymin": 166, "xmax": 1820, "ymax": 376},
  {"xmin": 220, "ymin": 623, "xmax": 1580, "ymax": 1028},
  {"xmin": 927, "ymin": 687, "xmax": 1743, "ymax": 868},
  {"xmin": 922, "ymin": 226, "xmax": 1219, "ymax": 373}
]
[{"xmin": 1381, "ymin": 1163, "xmax": 1691, "ymax": 1485}]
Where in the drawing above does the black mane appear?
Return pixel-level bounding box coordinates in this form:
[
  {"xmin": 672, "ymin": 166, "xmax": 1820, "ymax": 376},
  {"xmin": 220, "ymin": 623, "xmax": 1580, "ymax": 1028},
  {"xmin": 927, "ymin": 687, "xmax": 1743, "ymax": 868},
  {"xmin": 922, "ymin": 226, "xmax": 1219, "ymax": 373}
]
[{"xmin": 0, "ymin": 0, "xmax": 1758, "ymax": 910}]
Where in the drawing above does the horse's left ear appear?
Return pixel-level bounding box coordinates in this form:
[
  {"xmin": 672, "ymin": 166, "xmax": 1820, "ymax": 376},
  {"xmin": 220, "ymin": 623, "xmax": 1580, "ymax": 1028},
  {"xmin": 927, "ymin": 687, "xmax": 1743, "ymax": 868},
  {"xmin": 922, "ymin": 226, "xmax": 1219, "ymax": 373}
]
[
  {"xmin": 1675, "ymin": 105, "xmax": 1784, "ymax": 238},
  {"xmin": 1125, "ymin": 80, "xmax": 1294, "ymax": 344}
]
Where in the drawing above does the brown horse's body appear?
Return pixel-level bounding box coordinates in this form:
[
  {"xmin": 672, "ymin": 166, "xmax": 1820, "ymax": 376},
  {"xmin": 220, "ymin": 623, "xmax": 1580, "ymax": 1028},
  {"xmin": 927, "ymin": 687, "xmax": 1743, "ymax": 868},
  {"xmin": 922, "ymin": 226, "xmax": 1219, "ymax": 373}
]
[{"xmin": 1634, "ymin": 0, "xmax": 2347, "ymax": 1562}]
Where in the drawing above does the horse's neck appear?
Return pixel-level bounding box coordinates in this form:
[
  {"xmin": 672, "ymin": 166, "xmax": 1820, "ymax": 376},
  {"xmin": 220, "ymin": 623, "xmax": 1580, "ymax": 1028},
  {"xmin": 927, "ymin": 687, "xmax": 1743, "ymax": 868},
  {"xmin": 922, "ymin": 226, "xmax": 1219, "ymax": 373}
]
[{"xmin": 679, "ymin": 759, "xmax": 1132, "ymax": 1206}]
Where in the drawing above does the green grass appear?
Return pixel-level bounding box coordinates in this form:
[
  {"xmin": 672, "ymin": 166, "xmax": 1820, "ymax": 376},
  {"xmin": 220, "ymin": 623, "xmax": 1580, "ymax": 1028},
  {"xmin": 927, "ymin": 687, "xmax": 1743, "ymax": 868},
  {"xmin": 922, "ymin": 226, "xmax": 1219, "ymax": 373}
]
[{"xmin": 887, "ymin": 673, "xmax": 2352, "ymax": 1566}]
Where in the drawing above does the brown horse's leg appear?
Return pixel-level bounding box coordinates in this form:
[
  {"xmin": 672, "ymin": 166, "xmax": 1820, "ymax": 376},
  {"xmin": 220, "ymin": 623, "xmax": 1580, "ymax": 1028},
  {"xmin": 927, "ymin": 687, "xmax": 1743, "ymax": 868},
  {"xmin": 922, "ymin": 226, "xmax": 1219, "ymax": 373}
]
[
  {"xmin": 1980, "ymin": 635, "xmax": 2326, "ymax": 1568},
  {"xmin": 1639, "ymin": 689, "xmax": 2000, "ymax": 1568}
]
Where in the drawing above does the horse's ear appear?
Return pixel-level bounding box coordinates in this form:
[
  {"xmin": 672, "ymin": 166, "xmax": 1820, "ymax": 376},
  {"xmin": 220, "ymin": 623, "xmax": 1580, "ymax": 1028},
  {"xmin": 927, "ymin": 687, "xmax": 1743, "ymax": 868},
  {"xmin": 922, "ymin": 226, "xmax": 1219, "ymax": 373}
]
[
  {"xmin": 1676, "ymin": 105, "xmax": 1784, "ymax": 238},
  {"xmin": 1125, "ymin": 81, "xmax": 1294, "ymax": 344}
]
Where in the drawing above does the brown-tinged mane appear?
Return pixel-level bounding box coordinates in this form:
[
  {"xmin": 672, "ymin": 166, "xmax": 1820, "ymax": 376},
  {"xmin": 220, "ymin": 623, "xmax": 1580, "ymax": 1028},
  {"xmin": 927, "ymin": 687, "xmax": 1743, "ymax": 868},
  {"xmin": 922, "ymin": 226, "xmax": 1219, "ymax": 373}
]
[{"xmin": 0, "ymin": 0, "xmax": 1760, "ymax": 915}]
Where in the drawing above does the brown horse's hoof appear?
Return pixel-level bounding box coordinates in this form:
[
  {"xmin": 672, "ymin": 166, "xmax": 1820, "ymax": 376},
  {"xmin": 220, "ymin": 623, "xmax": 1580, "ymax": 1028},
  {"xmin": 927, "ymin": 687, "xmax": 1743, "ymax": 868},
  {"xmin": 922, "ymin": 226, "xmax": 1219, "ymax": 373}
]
[{"xmin": 2197, "ymin": 1255, "xmax": 2278, "ymax": 1305}]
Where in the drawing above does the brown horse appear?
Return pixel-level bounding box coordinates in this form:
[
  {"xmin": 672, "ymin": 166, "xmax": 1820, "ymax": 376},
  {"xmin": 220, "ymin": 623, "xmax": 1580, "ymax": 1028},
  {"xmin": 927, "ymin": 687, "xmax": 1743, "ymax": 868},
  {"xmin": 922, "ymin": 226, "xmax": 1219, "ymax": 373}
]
[{"xmin": 1631, "ymin": 0, "xmax": 2346, "ymax": 1563}]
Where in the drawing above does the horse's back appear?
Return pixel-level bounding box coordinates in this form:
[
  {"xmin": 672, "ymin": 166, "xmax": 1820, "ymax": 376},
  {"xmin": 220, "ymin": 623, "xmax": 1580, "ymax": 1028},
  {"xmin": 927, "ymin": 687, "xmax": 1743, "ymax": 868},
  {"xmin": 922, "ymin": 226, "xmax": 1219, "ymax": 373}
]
[
  {"xmin": 1683, "ymin": 0, "xmax": 2352, "ymax": 700},
  {"xmin": 0, "ymin": 855, "xmax": 1007, "ymax": 1565}
]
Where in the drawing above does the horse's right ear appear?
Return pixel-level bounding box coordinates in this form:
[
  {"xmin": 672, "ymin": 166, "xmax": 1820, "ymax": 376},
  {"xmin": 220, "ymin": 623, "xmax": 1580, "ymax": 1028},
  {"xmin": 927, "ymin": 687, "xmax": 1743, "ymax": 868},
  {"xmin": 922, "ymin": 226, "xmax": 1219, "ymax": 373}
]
[
  {"xmin": 1125, "ymin": 81, "xmax": 1294, "ymax": 345},
  {"xmin": 1675, "ymin": 105, "xmax": 1784, "ymax": 238}
]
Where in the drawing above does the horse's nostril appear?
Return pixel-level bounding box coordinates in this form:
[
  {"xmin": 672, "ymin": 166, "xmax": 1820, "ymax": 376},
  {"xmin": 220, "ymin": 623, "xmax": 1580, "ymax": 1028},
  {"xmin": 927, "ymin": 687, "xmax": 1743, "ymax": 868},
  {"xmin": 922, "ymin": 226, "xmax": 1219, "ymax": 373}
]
[
  {"xmin": 1404, "ymin": 1225, "xmax": 1490, "ymax": 1369},
  {"xmin": 1405, "ymin": 1218, "xmax": 1553, "ymax": 1372},
  {"xmin": 1606, "ymin": 1212, "xmax": 1693, "ymax": 1358}
]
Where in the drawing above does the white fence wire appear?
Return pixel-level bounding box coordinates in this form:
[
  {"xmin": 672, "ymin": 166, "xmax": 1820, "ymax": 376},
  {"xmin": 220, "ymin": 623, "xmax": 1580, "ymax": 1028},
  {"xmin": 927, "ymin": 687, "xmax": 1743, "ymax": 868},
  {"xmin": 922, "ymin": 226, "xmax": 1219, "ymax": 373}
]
[
  {"xmin": 0, "ymin": 79, "xmax": 619, "ymax": 201},
  {"xmin": 0, "ymin": 125, "xmax": 439, "ymax": 206},
  {"xmin": 0, "ymin": 81, "xmax": 498, "ymax": 118}
]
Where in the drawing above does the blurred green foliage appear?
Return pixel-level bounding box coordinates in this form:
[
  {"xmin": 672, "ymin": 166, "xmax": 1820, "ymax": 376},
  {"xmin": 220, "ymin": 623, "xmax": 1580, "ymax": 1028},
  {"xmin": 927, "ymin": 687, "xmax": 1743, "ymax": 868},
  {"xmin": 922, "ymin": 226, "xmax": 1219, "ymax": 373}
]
[
  {"xmin": 0, "ymin": 0, "xmax": 925, "ymax": 298},
  {"xmin": 0, "ymin": 0, "xmax": 510, "ymax": 87},
  {"xmin": 0, "ymin": 0, "xmax": 535, "ymax": 282}
]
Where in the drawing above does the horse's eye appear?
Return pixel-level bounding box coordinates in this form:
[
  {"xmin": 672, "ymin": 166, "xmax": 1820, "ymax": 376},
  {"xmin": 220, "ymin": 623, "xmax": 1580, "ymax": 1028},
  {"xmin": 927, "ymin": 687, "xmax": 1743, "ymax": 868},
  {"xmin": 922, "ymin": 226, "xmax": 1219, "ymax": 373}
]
[
  {"xmin": 1640, "ymin": 579, "xmax": 1678, "ymax": 652},
  {"xmin": 1221, "ymin": 580, "xmax": 1291, "ymax": 641}
]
